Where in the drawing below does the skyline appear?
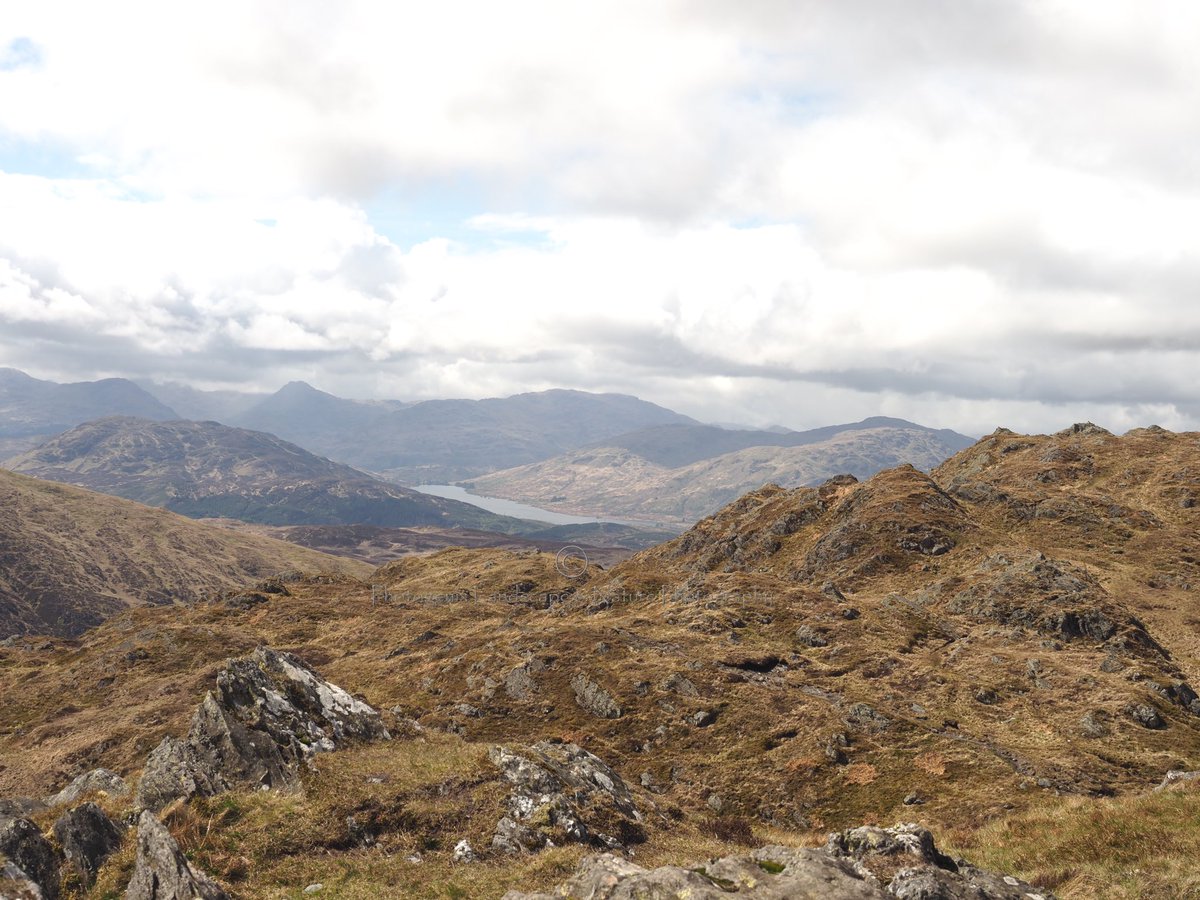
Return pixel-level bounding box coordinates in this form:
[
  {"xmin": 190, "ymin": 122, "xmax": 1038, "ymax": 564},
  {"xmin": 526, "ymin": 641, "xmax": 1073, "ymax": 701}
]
[{"xmin": 2, "ymin": 2, "xmax": 1199, "ymax": 436}]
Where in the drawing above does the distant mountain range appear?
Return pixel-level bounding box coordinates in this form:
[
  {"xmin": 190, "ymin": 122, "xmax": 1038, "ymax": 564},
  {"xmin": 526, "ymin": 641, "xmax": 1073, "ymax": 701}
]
[
  {"xmin": 0, "ymin": 467, "xmax": 368, "ymax": 637},
  {"xmin": 468, "ymin": 417, "xmax": 976, "ymax": 524},
  {"xmin": 4, "ymin": 417, "xmax": 540, "ymax": 532},
  {"xmin": 0, "ymin": 368, "xmax": 176, "ymax": 457},
  {"xmin": 0, "ymin": 369, "xmax": 978, "ymax": 532},
  {"xmin": 3, "ymin": 417, "xmax": 676, "ymax": 549},
  {"xmin": 224, "ymin": 381, "xmax": 696, "ymax": 482}
]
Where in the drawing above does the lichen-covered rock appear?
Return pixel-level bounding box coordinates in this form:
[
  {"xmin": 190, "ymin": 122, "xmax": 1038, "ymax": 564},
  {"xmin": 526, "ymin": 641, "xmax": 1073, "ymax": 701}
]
[
  {"xmin": 489, "ymin": 741, "xmax": 640, "ymax": 854},
  {"xmin": 1155, "ymin": 770, "xmax": 1200, "ymax": 791},
  {"xmin": 570, "ymin": 673, "xmax": 622, "ymax": 719},
  {"xmin": 826, "ymin": 823, "xmax": 1053, "ymax": 899},
  {"xmin": 125, "ymin": 811, "xmax": 227, "ymax": 900},
  {"xmin": 135, "ymin": 738, "xmax": 201, "ymax": 814},
  {"xmin": 0, "ymin": 816, "xmax": 59, "ymax": 900},
  {"xmin": 505, "ymin": 830, "xmax": 1054, "ymax": 900},
  {"xmin": 52, "ymin": 802, "xmax": 124, "ymax": 886},
  {"xmin": 45, "ymin": 769, "xmax": 129, "ymax": 808},
  {"xmin": 136, "ymin": 647, "xmax": 389, "ymax": 811},
  {"xmin": 500, "ymin": 846, "xmax": 887, "ymax": 898}
]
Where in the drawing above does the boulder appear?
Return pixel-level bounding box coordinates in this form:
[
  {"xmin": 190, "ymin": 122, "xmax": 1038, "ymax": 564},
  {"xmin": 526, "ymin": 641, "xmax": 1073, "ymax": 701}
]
[
  {"xmin": 125, "ymin": 811, "xmax": 227, "ymax": 900},
  {"xmin": 489, "ymin": 742, "xmax": 640, "ymax": 854},
  {"xmin": 0, "ymin": 816, "xmax": 59, "ymax": 900},
  {"xmin": 52, "ymin": 803, "xmax": 124, "ymax": 886},
  {"xmin": 136, "ymin": 647, "xmax": 389, "ymax": 811},
  {"xmin": 45, "ymin": 769, "xmax": 129, "ymax": 808},
  {"xmin": 570, "ymin": 673, "xmax": 622, "ymax": 719}
]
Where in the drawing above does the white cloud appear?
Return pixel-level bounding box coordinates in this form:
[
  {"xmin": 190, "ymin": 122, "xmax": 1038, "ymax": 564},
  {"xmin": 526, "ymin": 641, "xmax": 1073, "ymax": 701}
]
[{"xmin": 1, "ymin": 1, "xmax": 1200, "ymax": 435}]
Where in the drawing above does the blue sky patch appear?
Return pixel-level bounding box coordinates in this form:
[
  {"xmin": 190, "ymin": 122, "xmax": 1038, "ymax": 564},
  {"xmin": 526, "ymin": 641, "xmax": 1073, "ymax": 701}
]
[{"xmin": 0, "ymin": 37, "xmax": 42, "ymax": 72}]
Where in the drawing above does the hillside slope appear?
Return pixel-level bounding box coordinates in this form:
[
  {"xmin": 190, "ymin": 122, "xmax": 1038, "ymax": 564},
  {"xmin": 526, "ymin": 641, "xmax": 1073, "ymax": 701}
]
[
  {"xmin": 0, "ymin": 425, "xmax": 1198, "ymax": 898},
  {"xmin": 0, "ymin": 468, "xmax": 369, "ymax": 637},
  {"xmin": 4, "ymin": 416, "xmax": 540, "ymax": 533},
  {"xmin": 470, "ymin": 419, "xmax": 975, "ymax": 524}
]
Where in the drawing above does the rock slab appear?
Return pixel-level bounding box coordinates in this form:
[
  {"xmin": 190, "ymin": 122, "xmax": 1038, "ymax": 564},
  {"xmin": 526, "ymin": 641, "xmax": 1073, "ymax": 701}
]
[{"xmin": 125, "ymin": 811, "xmax": 227, "ymax": 900}]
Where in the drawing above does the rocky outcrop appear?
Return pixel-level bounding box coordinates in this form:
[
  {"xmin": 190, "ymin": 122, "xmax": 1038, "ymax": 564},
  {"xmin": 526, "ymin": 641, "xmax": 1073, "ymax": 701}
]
[
  {"xmin": 570, "ymin": 673, "xmax": 622, "ymax": 719},
  {"xmin": 45, "ymin": 769, "xmax": 129, "ymax": 808},
  {"xmin": 504, "ymin": 825, "xmax": 1052, "ymax": 899},
  {"xmin": 0, "ymin": 816, "xmax": 59, "ymax": 900},
  {"xmin": 52, "ymin": 803, "xmax": 124, "ymax": 886},
  {"xmin": 501, "ymin": 847, "xmax": 883, "ymax": 899},
  {"xmin": 826, "ymin": 823, "xmax": 1052, "ymax": 899},
  {"xmin": 1155, "ymin": 770, "xmax": 1200, "ymax": 791},
  {"xmin": 136, "ymin": 647, "xmax": 388, "ymax": 811},
  {"xmin": 125, "ymin": 811, "xmax": 227, "ymax": 900},
  {"xmin": 489, "ymin": 742, "xmax": 641, "ymax": 854}
]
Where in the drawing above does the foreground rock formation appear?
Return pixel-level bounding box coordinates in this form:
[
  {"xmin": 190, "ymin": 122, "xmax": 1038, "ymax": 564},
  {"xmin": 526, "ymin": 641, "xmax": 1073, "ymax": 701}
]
[
  {"xmin": 125, "ymin": 811, "xmax": 228, "ymax": 900},
  {"xmin": 137, "ymin": 647, "xmax": 390, "ymax": 811},
  {"xmin": 489, "ymin": 741, "xmax": 641, "ymax": 853},
  {"xmin": 504, "ymin": 823, "xmax": 1052, "ymax": 899}
]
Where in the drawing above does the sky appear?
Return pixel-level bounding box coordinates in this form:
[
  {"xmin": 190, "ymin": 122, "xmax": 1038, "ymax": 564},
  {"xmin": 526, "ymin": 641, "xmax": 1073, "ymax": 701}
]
[{"xmin": 2, "ymin": 1, "xmax": 1199, "ymax": 436}]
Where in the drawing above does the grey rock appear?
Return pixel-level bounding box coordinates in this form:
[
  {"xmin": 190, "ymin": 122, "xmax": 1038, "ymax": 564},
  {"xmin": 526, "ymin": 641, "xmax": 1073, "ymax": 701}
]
[
  {"xmin": 505, "ymin": 662, "xmax": 543, "ymax": 701},
  {"xmin": 1079, "ymin": 710, "xmax": 1109, "ymax": 738},
  {"xmin": 45, "ymin": 769, "xmax": 129, "ymax": 808},
  {"xmin": 488, "ymin": 741, "xmax": 639, "ymax": 854},
  {"xmin": 1155, "ymin": 770, "xmax": 1200, "ymax": 792},
  {"xmin": 706, "ymin": 793, "xmax": 724, "ymax": 813},
  {"xmin": 125, "ymin": 811, "xmax": 227, "ymax": 899},
  {"xmin": 0, "ymin": 800, "xmax": 46, "ymax": 819},
  {"xmin": 0, "ymin": 816, "xmax": 59, "ymax": 900},
  {"xmin": 452, "ymin": 839, "xmax": 476, "ymax": 863},
  {"xmin": 1099, "ymin": 654, "xmax": 1125, "ymax": 673},
  {"xmin": 846, "ymin": 703, "xmax": 891, "ymax": 731},
  {"xmin": 501, "ymin": 846, "xmax": 888, "ymax": 899},
  {"xmin": 890, "ymin": 864, "xmax": 1051, "ymax": 899},
  {"xmin": 136, "ymin": 647, "xmax": 389, "ymax": 811},
  {"xmin": 302, "ymin": 884, "xmax": 323, "ymax": 894},
  {"xmin": 795, "ymin": 626, "xmax": 829, "ymax": 648},
  {"xmin": 826, "ymin": 823, "xmax": 1053, "ymax": 899},
  {"xmin": 52, "ymin": 803, "xmax": 124, "ymax": 886},
  {"xmin": 0, "ymin": 861, "xmax": 44, "ymax": 900},
  {"xmin": 570, "ymin": 673, "xmax": 623, "ymax": 719},
  {"xmin": 1128, "ymin": 703, "xmax": 1166, "ymax": 729},
  {"xmin": 690, "ymin": 710, "xmax": 715, "ymax": 728},
  {"xmin": 975, "ymin": 689, "xmax": 1000, "ymax": 705},
  {"xmin": 660, "ymin": 673, "xmax": 699, "ymax": 697}
]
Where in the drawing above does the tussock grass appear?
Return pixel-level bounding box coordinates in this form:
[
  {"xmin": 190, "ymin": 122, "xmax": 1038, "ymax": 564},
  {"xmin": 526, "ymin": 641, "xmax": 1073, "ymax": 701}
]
[{"xmin": 952, "ymin": 784, "xmax": 1200, "ymax": 899}]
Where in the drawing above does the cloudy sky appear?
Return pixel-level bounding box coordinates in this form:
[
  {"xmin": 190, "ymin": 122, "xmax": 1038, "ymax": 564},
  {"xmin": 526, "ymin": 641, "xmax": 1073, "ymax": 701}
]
[{"xmin": 2, "ymin": 1, "xmax": 1198, "ymax": 436}]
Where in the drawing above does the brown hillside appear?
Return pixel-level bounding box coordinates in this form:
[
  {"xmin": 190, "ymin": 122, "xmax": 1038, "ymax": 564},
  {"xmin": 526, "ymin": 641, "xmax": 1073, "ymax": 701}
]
[
  {"xmin": 0, "ymin": 468, "xmax": 370, "ymax": 638},
  {"xmin": 1, "ymin": 425, "xmax": 1199, "ymax": 897}
]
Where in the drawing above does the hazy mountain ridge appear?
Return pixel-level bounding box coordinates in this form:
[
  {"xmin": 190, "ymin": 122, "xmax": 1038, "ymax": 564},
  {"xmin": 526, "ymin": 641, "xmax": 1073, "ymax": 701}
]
[
  {"xmin": 0, "ymin": 368, "xmax": 179, "ymax": 459},
  {"xmin": 227, "ymin": 381, "xmax": 698, "ymax": 481},
  {"xmin": 0, "ymin": 468, "xmax": 369, "ymax": 638},
  {"xmin": 470, "ymin": 419, "xmax": 976, "ymax": 523}
]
